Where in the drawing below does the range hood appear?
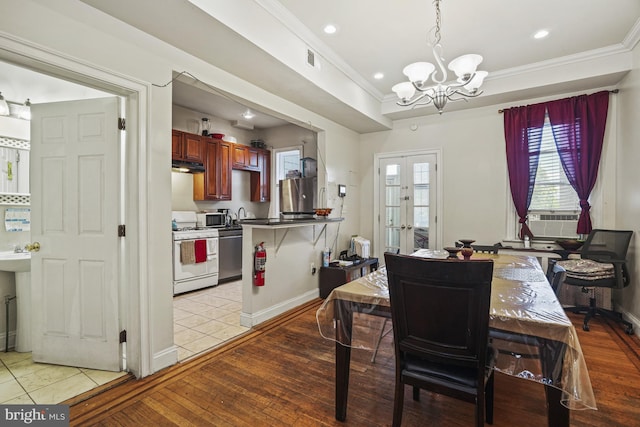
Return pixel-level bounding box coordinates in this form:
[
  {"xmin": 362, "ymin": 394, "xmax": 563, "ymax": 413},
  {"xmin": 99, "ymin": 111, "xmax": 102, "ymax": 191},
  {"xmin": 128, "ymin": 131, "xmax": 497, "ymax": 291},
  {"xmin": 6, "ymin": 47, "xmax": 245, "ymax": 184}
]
[{"xmin": 171, "ymin": 160, "xmax": 205, "ymax": 173}]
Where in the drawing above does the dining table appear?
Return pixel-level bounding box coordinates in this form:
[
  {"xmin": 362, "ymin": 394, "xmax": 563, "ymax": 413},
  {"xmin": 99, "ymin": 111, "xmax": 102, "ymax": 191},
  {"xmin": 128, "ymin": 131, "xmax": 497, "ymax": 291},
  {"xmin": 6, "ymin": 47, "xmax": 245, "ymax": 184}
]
[{"xmin": 316, "ymin": 251, "xmax": 596, "ymax": 426}]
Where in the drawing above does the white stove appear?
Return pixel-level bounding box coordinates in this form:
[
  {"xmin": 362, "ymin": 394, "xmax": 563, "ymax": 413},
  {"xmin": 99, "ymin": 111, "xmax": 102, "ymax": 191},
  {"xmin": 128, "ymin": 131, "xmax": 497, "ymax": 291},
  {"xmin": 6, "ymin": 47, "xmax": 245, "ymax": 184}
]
[{"xmin": 172, "ymin": 211, "xmax": 219, "ymax": 295}]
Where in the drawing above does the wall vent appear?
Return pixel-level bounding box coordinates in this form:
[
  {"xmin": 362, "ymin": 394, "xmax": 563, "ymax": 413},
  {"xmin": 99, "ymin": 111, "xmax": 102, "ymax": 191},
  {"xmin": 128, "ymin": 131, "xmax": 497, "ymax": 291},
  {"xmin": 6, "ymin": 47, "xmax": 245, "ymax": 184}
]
[{"xmin": 307, "ymin": 49, "xmax": 315, "ymax": 67}]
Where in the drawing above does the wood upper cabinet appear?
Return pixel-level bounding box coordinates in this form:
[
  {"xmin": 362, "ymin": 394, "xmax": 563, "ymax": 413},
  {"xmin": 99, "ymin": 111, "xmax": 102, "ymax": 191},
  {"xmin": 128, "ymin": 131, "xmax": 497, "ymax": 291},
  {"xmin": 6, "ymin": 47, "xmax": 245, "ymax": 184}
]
[
  {"xmin": 193, "ymin": 138, "xmax": 232, "ymax": 201},
  {"xmin": 232, "ymin": 144, "xmax": 259, "ymax": 171},
  {"xmin": 250, "ymin": 150, "xmax": 270, "ymax": 202},
  {"xmin": 172, "ymin": 129, "xmax": 204, "ymax": 163}
]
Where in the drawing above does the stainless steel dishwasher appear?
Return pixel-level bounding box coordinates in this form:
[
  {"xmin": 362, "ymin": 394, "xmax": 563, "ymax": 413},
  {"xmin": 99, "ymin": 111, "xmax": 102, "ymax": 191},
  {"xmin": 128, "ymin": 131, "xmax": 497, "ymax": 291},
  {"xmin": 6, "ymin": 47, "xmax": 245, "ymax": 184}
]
[{"xmin": 218, "ymin": 227, "xmax": 243, "ymax": 282}]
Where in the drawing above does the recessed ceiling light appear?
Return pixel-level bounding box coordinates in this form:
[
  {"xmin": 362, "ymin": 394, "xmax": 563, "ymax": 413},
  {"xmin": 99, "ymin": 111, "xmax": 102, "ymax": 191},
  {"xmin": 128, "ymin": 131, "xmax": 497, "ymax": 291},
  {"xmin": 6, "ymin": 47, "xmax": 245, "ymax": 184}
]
[
  {"xmin": 533, "ymin": 29, "xmax": 549, "ymax": 39},
  {"xmin": 242, "ymin": 109, "xmax": 255, "ymax": 120},
  {"xmin": 374, "ymin": 72, "xmax": 384, "ymax": 80},
  {"xmin": 323, "ymin": 24, "xmax": 338, "ymax": 34}
]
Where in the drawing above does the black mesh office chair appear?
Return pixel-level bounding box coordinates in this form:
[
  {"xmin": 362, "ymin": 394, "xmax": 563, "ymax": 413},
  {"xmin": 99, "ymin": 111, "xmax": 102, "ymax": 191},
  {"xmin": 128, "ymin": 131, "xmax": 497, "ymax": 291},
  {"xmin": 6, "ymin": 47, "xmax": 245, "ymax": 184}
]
[
  {"xmin": 385, "ymin": 253, "xmax": 495, "ymax": 427},
  {"xmin": 555, "ymin": 229, "xmax": 633, "ymax": 334}
]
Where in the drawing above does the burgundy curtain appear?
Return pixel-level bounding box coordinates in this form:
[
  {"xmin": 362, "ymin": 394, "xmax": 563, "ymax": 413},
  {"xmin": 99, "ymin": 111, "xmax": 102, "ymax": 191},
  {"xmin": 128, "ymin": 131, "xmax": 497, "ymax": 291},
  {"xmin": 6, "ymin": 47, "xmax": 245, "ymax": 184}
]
[
  {"xmin": 546, "ymin": 91, "xmax": 609, "ymax": 235},
  {"xmin": 504, "ymin": 104, "xmax": 546, "ymax": 240}
]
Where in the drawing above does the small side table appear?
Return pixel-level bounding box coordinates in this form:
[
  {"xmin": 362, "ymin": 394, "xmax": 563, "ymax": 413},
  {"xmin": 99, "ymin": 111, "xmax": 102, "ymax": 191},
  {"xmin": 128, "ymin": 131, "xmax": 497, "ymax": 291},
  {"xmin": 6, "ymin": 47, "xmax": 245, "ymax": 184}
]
[{"xmin": 319, "ymin": 257, "xmax": 379, "ymax": 299}]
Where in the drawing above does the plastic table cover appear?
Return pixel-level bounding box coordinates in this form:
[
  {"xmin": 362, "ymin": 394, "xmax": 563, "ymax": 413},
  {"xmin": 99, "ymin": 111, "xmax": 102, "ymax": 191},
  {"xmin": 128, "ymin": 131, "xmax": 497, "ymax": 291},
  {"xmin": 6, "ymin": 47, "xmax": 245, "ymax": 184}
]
[{"xmin": 316, "ymin": 251, "xmax": 596, "ymax": 411}]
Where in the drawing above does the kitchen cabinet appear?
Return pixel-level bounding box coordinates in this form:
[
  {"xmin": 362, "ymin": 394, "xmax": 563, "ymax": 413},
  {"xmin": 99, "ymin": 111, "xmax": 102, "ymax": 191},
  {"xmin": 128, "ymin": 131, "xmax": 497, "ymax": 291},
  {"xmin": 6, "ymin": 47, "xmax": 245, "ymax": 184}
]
[
  {"xmin": 193, "ymin": 138, "xmax": 232, "ymax": 201},
  {"xmin": 319, "ymin": 258, "xmax": 379, "ymax": 299},
  {"xmin": 250, "ymin": 149, "xmax": 270, "ymax": 202},
  {"xmin": 232, "ymin": 144, "xmax": 259, "ymax": 171},
  {"xmin": 172, "ymin": 129, "xmax": 204, "ymax": 163}
]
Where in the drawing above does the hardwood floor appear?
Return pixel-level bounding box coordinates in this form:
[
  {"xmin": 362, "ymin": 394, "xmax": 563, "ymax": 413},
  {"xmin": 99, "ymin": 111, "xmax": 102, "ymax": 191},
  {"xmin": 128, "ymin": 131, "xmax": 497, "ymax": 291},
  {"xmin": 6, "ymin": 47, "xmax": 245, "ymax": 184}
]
[{"xmin": 68, "ymin": 299, "xmax": 640, "ymax": 426}]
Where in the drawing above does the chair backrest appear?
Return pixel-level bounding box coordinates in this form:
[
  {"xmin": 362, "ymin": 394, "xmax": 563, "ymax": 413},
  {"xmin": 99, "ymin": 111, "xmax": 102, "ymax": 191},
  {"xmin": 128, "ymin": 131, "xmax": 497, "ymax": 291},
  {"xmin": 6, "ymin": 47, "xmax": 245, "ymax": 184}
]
[
  {"xmin": 384, "ymin": 253, "xmax": 494, "ymax": 368},
  {"xmin": 546, "ymin": 262, "xmax": 566, "ymax": 295},
  {"xmin": 581, "ymin": 229, "xmax": 633, "ymax": 262}
]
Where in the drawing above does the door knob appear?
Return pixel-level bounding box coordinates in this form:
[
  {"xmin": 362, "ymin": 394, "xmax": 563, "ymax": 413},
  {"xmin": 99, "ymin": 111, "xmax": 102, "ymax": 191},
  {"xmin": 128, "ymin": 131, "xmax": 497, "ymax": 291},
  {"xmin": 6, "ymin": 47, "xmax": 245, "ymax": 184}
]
[
  {"xmin": 26, "ymin": 242, "xmax": 40, "ymax": 252},
  {"xmin": 401, "ymin": 225, "xmax": 406, "ymax": 230},
  {"xmin": 407, "ymin": 225, "xmax": 413, "ymax": 230}
]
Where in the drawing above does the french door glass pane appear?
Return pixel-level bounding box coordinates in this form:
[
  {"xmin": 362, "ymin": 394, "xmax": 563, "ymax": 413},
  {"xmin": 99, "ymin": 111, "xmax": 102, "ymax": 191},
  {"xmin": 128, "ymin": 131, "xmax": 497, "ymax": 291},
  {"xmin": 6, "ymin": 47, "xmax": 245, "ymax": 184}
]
[
  {"xmin": 385, "ymin": 164, "xmax": 400, "ymax": 185},
  {"xmin": 385, "ymin": 186, "xmax": 400, "ymax": 206},
  {"xmin": 386, "ymin": 207, "xmax": 400, "ymax": 227},
  {"xmin": 386, "ymin": 228, "xmax": 400, "ymax": 249},
  {"xmin": 413, "ymin": 163, "xmax": 429, "ymax": 184},
  {"xmin": 413, "ymin": 227, "xmax": 429, "ymax": 250},
  {"xmin": 414, "ymin": 185, "xmax": 429, "ymax": 206},
  {"xmin": 413, "ymin": 206, "xmax": 429, "ymax": 228}
]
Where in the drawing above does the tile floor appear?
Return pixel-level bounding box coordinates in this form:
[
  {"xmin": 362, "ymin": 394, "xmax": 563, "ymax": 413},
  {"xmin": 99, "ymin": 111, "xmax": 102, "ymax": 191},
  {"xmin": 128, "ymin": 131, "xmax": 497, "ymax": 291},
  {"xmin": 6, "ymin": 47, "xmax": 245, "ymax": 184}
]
[
  {"xmin": 173, "ymin": 279, "xmax": 249, "ymax": 361},
  {"xmin": 0, "ymin": 280, "xmax": 247, "ymax": 404},
  {"xmin": 0, "ymin": 351, "xmax": 126, "ymax": 404}
]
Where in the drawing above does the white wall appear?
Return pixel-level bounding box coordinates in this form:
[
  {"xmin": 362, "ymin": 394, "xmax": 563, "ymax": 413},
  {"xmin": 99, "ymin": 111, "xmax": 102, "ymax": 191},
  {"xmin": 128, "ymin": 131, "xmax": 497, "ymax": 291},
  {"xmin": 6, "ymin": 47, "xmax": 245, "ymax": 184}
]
[{"xmin": 617, "ymin": 40, "xmax": 640, "ymax": 325}]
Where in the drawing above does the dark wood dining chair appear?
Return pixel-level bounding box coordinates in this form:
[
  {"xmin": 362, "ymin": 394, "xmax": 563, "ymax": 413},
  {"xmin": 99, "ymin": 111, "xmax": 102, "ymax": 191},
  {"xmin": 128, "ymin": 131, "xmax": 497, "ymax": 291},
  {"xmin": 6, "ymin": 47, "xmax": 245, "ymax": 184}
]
[
  {"xmin": 384, "ymin": 253, "xmax": 495, "ymax": 427},
  {"xmin": 546, "ymin": 262, "xmax": 567, "ymax": 296}
]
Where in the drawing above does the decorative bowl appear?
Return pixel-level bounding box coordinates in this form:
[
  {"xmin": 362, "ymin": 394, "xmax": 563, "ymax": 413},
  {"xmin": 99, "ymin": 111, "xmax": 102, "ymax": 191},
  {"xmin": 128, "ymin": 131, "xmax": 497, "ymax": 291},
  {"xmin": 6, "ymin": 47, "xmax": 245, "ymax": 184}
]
[
  {"xmin": 211, "ymin": 133, "xmax": 225, "ymax": 139},
  {"xmin": 458, "ymin": 239, "xmax": 476, "ymax": 247},
  {"xmin": 443, "ymin": 247, "xmax": 462, "ymax": 259},
  {"xmin": 314, "ymin": 208, "xmax": 332, "ymax": 217},
  {"xmin": 556, "ymin": 239, "xmax": 584, "ymax": 251}
]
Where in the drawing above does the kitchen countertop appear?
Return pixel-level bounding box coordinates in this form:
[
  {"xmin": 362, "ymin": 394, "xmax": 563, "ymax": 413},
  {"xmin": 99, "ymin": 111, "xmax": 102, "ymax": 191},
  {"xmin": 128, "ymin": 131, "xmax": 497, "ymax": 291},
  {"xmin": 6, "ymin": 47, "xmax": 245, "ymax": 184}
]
[{"xmin": 238, "ymin": 217, "xmax": 344, "ymax": 229}]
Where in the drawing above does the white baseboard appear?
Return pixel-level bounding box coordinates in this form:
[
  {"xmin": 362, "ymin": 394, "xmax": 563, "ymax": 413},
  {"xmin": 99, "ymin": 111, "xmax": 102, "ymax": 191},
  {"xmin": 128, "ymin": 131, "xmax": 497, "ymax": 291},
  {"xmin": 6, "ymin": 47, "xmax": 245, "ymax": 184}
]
[
  {"xmin": 240, "ymin": 289, "xmax": 319, "ymax": 327},
  {"xmin": 0, "ymin": 331, "xmax": 15, "ymax": 352},
  {"xmin": 152, "ymin": 346, "xmax": 178, "ymax": 373},
  {"xmin": 618, "ymin": 306, "xmax": 640, "ymax": 337}
]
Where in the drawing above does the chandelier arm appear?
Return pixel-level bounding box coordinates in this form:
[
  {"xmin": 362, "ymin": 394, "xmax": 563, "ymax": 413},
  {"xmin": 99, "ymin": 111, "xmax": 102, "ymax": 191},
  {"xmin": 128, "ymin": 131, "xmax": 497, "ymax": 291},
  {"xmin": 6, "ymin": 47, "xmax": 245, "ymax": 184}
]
[
  {"xmin": 448, "ymin": 87, "xmax": 484, "ymax": 99},
  {"xmin": 396, "ymin": 91, "xmax": 432, "ymax": 107},
  {"xmin": 430, "ymin": 44, "xmax": 448, "ymax": 84}
]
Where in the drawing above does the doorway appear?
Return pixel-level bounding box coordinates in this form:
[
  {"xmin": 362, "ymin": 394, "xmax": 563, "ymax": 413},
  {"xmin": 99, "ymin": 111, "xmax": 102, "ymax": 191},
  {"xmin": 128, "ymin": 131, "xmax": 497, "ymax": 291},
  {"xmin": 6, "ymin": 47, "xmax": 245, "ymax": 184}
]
[
  {"xmin": 0, "ymin": 45, "xmax": 143, "ymax": 402},
  {"xmin": 376, "ymin": 151, "xmax": 441, "ymax": 255}
]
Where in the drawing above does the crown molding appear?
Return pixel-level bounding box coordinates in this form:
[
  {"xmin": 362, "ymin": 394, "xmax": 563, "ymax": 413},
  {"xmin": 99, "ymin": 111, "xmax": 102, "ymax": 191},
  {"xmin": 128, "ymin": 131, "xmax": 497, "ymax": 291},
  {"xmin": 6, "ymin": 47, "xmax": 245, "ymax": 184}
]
[{"xmin": 623, "ymin": 17, "xmax": 640, "ymax": 49}]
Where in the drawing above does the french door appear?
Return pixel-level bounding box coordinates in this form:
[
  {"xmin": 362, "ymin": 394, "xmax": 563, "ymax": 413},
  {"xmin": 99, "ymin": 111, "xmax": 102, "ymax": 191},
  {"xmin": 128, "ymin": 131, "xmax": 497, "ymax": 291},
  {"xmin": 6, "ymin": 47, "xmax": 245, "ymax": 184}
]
[{"xmin": 378, "ymin": 153, "xmax": 438, "ymax": 255}]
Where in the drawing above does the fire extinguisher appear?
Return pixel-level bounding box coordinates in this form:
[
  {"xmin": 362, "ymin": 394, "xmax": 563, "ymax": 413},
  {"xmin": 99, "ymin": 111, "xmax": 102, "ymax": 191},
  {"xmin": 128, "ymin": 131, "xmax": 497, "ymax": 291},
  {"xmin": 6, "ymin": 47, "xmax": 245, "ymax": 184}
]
[{"xmin": 254, "ymin": 242, "xmax": 267, "ymax": 286}]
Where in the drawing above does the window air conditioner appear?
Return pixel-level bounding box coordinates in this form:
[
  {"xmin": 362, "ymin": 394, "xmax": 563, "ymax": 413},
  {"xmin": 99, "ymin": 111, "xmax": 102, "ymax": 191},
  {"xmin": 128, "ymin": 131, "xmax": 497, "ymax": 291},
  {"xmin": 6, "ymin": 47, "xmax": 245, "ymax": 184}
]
[{"xmin": 528, "ymin": 213, "xmax": 579, "ymax": 239}]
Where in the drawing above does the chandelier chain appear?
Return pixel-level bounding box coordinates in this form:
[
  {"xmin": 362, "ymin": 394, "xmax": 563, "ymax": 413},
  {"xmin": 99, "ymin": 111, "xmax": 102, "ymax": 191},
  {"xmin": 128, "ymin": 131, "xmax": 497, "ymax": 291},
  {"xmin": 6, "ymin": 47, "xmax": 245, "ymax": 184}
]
[{"xmin": 433, "ymin": 0, "xmax": 442, "ymax": 45}]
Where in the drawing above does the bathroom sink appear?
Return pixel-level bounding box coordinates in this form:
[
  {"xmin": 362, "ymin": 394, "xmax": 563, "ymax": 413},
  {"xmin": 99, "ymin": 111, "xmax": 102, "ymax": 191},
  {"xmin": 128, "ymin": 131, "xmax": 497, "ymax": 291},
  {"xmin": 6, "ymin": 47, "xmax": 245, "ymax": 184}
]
[
  {"xmin": 0, "ymin": 251, "xmax": 32, "ymax": 352},
  {"xmin": 0, "ymin": 251, "xmax": 31, "ymax": 272}
]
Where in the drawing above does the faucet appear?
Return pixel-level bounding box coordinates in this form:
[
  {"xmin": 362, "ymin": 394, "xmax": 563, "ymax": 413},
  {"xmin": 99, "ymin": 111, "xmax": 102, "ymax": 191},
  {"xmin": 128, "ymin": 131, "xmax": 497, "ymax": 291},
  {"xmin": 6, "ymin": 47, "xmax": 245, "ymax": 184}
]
[{"xmin": 237, "ymin": 207, "xmax": 246, "ymax": 220}]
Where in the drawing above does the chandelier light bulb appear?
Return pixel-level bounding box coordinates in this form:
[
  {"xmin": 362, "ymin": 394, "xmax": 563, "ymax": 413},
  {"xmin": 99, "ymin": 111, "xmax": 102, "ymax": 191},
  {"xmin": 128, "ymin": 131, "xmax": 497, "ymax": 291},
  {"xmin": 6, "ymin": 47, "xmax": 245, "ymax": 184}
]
[
  {"xmin": 403, "ymin": 62, "xmax": 435, "ymax": 85},
  {"xmin": 448, "ymin": 54, "xmax": 483, "ymax": 80},
  {"xmin": 461, "ymin": 71, "xmax": 488, "ymax": 93},
  {"xmin": 392, "ymin": 82, "xmax": 417, "ymax": 101},
  {"xmin": 0, "ymin": 92, "xmax": 9, "ymax": 117},
  {"xmin": 19, "ymin": 99, "xmax": 31, "ymax": 120}
]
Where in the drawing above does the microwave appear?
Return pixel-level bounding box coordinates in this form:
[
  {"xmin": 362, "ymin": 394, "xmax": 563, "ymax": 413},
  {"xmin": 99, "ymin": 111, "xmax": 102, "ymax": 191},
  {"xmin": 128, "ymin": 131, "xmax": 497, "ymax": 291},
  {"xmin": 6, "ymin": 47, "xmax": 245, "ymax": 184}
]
[{"xmin": 196, "ymin": 212, "xmax": 227, "ymax": 228}]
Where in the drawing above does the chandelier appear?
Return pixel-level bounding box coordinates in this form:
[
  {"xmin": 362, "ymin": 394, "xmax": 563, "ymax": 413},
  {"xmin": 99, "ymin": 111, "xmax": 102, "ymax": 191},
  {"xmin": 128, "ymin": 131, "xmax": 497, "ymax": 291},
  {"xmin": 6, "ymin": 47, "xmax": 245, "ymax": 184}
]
[{"xmin": 392, "ymin": 0, "xmax": 487, "ymax": 114}]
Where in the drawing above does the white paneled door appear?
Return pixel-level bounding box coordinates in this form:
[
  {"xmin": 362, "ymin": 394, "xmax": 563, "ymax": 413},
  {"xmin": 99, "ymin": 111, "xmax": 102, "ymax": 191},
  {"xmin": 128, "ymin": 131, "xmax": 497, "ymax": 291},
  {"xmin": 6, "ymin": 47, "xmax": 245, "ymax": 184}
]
[
  {"xmin": 379, "ymin": 154, "xmax": 437, "ymax": 255},
  {"xmin": 30, "ymin": 98, "xmax": 122, "ymax": 371}
]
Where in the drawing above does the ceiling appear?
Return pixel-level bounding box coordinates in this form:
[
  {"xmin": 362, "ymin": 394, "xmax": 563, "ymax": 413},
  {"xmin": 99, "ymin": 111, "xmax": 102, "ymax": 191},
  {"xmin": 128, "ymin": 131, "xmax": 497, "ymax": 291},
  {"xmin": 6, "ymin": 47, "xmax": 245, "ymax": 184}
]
[{"xmin": 5, "ymin": 1, "xmax": 640, "ymax": 133}]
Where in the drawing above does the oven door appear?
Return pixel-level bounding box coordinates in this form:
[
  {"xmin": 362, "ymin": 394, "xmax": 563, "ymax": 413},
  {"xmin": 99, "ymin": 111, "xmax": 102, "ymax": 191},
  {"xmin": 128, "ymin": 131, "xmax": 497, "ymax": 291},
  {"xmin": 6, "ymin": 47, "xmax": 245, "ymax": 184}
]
[{"xmin": 173, "ymin": 239, "xmax": 213, "ymax": 282}]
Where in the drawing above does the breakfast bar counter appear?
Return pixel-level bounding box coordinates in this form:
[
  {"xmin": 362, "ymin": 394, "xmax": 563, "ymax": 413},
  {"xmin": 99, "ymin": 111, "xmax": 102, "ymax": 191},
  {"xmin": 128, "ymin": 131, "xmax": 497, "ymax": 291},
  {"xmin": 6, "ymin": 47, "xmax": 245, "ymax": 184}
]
[{"xmin": 238, "ymin": 217, "xmax": 343, "ymax": 328}]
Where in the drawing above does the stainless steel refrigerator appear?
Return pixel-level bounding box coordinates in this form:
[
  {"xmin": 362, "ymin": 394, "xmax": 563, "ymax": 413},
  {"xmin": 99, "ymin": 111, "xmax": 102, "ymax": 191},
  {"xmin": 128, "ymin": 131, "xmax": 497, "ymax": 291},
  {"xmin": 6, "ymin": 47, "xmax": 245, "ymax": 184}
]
[{"xmin": 279, "ymin": 177, "xmax": 317, "ymax": 214}]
